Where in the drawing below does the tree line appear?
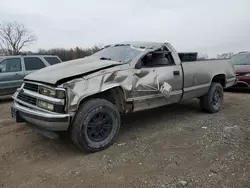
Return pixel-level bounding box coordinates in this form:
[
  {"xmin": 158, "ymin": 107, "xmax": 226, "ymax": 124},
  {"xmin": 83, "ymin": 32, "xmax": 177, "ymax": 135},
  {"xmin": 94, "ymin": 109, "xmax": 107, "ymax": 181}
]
[
  {"xmin": 197, "ymin": 52, "xmax": 234, "ymax": 60},
  {"xmin": 34, "ymin": 46, "xmax": 101, "ymax": 61}
]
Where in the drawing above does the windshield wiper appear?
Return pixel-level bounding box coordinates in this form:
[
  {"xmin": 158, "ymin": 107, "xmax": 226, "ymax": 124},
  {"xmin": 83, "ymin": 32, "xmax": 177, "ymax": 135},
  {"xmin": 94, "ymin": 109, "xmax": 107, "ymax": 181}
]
[{"xmin": 100, "ymin": 57, "xmax": 112, "ymax": 60}]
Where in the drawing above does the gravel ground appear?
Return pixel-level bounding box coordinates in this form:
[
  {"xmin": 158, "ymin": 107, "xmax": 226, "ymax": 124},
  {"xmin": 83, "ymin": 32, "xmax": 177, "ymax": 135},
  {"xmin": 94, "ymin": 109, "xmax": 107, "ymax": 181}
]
[{"xmin": 0, "ymin": 92, "xmax": 249, "ymax": 188}]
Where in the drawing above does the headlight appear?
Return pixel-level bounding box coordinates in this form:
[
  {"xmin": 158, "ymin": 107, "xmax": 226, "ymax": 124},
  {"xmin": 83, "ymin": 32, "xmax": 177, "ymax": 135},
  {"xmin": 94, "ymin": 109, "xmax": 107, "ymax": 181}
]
[
  {"xmin": 39, "ymin": 86, "xmax": 66, "ymax": 99},
  {"xmin": 37, "ymin": 100, "xmax": 54, "ymax": 111},
  {"xmin": 39, "ymin": 87, "xmax": 56, "ymax": 97}
]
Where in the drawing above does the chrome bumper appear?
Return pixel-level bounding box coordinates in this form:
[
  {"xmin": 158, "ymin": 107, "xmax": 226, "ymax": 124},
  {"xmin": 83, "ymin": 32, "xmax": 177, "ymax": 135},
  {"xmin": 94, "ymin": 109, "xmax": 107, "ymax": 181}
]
[{"xmin": 12, "ymin": 101, "xmax": 71, "ymax": 131}]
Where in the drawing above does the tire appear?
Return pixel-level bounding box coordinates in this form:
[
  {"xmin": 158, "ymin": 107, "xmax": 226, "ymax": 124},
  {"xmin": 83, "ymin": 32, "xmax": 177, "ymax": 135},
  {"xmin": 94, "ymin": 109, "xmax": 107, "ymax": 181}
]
[
  {"xmin": 199, "ymin": 82, "xmax": 224, "ymax": 113},
  {"xmin": 70, "ymin": 98, "xmax": 121, "ymax": 152}
]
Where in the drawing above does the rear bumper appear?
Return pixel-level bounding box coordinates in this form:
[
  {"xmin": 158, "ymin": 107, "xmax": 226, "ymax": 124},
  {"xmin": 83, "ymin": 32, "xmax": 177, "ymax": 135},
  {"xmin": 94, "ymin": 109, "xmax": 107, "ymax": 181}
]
[
  {"xmin": 233, "ymin": 81, "xmax": 250, "ymax": 88},
  {"xmin": 231, "ymin": 76, "xmax": 250, "ymax": 88},
  {"xmin": 12, "ymin": 101, "xmax": 71, "ymax": 131}
]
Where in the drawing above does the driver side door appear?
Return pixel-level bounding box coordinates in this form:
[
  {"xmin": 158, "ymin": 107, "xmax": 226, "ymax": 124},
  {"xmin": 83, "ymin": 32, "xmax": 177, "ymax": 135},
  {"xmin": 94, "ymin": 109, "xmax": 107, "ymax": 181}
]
[
  {"xmin": 131, "ymin": 52, "xmax": 183, "ymax": 111},
  {"xmin": 0, "ymin": 58, "xmax": 24, "ymax": 96}
]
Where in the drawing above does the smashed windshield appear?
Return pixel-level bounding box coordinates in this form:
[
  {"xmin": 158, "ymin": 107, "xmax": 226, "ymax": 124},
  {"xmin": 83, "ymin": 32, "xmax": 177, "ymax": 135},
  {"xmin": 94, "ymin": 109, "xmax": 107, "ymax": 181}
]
[
  {"xmin": 230, "ymin": 53, "xmax": 250, "ymax": 65},
  {"xmin": 92, "ymin": 46, "xmax": 142, "ymax": 63}
]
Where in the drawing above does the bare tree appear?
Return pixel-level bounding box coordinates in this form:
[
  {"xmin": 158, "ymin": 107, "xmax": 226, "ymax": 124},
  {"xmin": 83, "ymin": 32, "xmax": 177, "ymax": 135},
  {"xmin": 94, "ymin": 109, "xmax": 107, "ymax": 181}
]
[
  {"xmin": 217, "ymin": 52, "xmax": 234, "ymax": 59},
  {"xmin": 0, "ymin": 21, "xmax": 37, "ymax": 55},
  {"xmin": 197, "ymin": 53, "xmax": 209, "ymax": 60}
]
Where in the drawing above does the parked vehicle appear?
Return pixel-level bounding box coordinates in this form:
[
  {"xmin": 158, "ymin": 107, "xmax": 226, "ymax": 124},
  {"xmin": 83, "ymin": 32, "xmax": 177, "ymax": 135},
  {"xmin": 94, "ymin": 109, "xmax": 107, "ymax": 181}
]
[
  {"xmin": 11, "ymin": 42, "xmax": 236, "ymax": 152},
  {"xmin": 229, "ymin": 51, "xmax": 250, "ymax": 88},
  {"xmin": 0, "ymin": 55, "xmax": 62, "ymax": 97}
]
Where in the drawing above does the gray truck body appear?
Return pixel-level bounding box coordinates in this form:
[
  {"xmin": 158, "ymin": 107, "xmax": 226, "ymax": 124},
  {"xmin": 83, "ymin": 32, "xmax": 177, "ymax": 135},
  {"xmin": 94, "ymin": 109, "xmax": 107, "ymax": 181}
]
[{"xmin": 11, "ymin": 42, "xmax": 236, "ymax": 134}]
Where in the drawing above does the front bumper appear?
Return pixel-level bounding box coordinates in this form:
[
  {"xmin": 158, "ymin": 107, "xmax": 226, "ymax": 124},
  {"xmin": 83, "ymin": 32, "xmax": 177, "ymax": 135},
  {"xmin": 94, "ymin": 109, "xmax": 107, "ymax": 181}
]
[{"xmin": 11, "ymin": 101, "xmax": 71, "ymax": 131}]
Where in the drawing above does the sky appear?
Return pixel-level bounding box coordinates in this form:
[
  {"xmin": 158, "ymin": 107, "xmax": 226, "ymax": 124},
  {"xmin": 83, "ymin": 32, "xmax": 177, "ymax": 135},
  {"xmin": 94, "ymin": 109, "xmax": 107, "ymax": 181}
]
[{"xmin": 1, "ymin": 0, "xmax": 250, "ymax": 57}]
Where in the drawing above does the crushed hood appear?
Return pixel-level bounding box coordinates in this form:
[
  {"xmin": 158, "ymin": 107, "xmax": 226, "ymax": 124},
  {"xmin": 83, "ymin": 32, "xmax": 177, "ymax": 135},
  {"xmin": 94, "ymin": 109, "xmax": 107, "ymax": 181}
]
[{"xmin": 24, "ymin": 56, "xmax": 122, "ymax": 85}]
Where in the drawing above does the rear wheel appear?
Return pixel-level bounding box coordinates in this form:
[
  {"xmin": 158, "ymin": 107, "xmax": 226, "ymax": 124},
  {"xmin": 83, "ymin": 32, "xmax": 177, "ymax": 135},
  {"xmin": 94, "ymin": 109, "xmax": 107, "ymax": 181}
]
[
  {"xmin": 200, "ymin": 82, "xmax": 224, "ymax": 113},
  {"xmin": 70, "ymin": 98, "xmax": 120, "ymax": 152}
]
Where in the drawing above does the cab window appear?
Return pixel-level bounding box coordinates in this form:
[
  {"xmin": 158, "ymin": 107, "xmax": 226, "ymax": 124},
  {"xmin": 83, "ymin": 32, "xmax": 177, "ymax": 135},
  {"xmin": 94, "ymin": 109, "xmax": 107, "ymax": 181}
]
[
  {"xmin": 24, "ymin": 57, "xmax": 46, "ymax": 70},
  {"xmin": 0, "ymin": 58, "xmax": 22, "ymax": 73},
  {"xmin": 141, "ymin": 51, "xmax": 175, "ymax": 67},
  {"xmin": 44, "ymin": 57, "xmax": 61, "ymax": 65}
]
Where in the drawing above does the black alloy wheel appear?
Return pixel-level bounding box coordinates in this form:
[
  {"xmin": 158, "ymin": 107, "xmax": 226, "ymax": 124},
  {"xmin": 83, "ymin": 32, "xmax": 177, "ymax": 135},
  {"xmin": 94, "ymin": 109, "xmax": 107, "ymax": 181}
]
[{"xmin": 86, "ymin": 112, "xmax": 113, "ymax": 142}]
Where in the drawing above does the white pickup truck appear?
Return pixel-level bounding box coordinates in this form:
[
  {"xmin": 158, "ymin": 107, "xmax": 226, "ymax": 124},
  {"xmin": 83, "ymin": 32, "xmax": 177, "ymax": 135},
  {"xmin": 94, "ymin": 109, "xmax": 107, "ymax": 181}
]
[{"xmin": 11, "ymin": 42, "xmax": 237, "ymax": 152}]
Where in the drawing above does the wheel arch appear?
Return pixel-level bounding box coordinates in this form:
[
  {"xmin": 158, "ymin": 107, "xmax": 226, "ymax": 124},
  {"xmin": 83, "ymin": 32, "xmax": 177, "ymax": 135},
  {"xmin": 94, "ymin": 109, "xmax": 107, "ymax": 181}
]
[
  {"xmin": 76, "ymin": 86, "xmax": 131, "ymax": 114},
  {"xmin": 211, "ymin": 74, "xmax": 226, "ymax": 88}
]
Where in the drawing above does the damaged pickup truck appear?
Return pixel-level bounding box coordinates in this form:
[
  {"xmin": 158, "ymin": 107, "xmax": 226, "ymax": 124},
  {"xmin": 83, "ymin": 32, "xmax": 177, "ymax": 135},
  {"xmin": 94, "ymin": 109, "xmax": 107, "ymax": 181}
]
[{"xmin": 11, "ymin": 42, "xmax": 237, "ymax": 152}]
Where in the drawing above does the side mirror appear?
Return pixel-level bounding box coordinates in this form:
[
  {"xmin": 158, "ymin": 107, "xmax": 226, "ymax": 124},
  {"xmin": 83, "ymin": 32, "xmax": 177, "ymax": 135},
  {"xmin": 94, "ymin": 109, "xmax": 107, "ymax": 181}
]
[{"xmin": 135, "ymin": 60, "xmax": 142, "ymax": 69}]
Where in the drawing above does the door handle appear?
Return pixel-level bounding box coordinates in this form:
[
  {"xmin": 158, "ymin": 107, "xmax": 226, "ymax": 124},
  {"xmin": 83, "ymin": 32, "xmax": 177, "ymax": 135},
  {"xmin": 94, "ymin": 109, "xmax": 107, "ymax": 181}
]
[
  {"xmin": 15, "ymin": 73, "xmax": 21, "ymax": 76},
  {"xmin": 173, "ymin": 71, "xmax": 180, "ymax": 76}
]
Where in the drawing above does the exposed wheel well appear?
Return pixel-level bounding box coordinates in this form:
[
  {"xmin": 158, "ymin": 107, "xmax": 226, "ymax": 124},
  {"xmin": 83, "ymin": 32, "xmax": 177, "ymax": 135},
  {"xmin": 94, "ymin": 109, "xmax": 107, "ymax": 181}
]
[
  {"xmin": 77, "ymin": 87, "xmax": 131, "ymax": 113},
  {"xmin": 211, "ymin": 74, "xmax": 226, "ymax": 87}
]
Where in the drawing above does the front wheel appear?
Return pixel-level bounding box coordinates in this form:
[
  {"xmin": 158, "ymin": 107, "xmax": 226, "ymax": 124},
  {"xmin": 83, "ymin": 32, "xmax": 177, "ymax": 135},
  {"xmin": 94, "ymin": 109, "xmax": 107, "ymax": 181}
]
[
  {"xmin": 70, "ymin": 98, "xmax": 121, "ymax": 152},
  {"xmin": 200, "ymin": 82, "xmax": 224, "ymax": 113}
]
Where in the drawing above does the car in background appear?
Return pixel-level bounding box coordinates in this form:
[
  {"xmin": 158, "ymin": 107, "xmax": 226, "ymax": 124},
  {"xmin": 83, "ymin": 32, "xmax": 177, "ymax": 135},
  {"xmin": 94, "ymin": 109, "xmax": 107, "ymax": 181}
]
[
  {"xmin": 230, "ymin": 52, "xmax": 250, "ymax": 89},
  {"xmin": 0, "ymin": 55, "xmax": 62, "ymax": 98}
]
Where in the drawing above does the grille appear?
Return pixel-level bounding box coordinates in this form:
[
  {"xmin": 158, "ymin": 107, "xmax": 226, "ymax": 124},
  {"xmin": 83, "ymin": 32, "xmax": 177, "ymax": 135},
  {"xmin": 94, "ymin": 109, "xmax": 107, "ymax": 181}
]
[
  {"xmin": 23, "ymin": 83, "xmax": 39, "ymax": 92},
  {"xmin": 17, "ymin": 93, "xmax": 37, "ymax": 106}
]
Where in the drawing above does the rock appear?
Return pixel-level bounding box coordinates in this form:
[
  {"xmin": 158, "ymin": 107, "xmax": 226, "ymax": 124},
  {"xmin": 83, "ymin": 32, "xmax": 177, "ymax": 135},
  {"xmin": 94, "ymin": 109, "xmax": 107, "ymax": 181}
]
[
  {"xmin": 139, "ymin": 163, "xmax": 142, "ymax": 165},
  {"xmin": 210, "ymin": 169, "xmax": 218, "ymax": 174},
  {"xmin": 178, "ymin": 180, "xmax": 188, "ymax": 187},
  {"xmin": 117, "ymin": 143, "xmax": 126, "ymax": 146}
]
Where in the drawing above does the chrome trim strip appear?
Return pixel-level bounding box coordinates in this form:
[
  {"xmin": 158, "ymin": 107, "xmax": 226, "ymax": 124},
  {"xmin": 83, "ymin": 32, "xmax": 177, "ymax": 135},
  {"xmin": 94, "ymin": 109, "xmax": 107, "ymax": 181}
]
[
  {"xmin": 23, "ymin": 89, "xmax": 65, "ymax": 105},
  {"xmin": 127, "ymin": 94, "xmax": 162, "ymax": 101},
  {"xmin": 227, "ymin": 77, "xmax": 236, "ymax": 82},
  {"xmin": 184, "ymin": 83, "xmax": 210, "ymax": 92},
  {"xmin": 127, "ymin": 90, "xmax": 182, "ymax": 101},
  {"xmin": 171, "ymin": 90, "xmax": 183, "ymax": 95},
  {"xmin": 13, "ymin": 101, "xmax": 70, "ymax": 119},
  {"xmin": 12, "ymin": 95, "xmax": 60, "ymax": 114}
]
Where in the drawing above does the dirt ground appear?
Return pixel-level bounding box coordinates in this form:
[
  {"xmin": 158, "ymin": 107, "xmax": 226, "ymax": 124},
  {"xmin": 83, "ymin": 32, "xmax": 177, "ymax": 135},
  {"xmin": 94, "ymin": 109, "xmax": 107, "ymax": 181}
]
[{"xmin": 0, "ymin": 92, "xmax": 250, "ymax": 188}]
